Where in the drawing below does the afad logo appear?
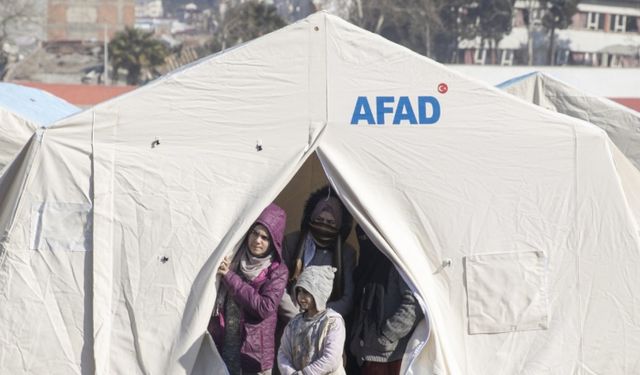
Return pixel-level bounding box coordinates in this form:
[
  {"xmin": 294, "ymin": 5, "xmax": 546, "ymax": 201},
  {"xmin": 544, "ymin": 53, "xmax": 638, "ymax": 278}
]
[{"xmin": 350, "ymin": 83, "xmax": 448, "ymax": 126}]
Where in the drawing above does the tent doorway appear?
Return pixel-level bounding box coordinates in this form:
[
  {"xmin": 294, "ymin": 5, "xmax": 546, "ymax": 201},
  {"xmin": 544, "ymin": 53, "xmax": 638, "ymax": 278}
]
[{"xmin": 271, "ymin": 150, "xmax": 432, "ymax": 373}]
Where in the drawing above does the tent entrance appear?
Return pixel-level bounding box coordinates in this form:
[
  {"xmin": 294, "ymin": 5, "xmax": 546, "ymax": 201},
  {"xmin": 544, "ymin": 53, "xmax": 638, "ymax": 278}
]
[{"xmin": 271, "ymin": 150, "xmax": 432, "ymax": 373}]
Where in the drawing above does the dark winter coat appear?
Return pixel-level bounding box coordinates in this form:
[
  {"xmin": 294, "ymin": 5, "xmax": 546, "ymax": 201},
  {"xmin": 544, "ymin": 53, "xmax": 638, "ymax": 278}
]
[
  {"xmin": 278, "ymin": 185, "xmax": 356, "ymax": 321},
  {"xmin": 349, "ymin": 267, "xmax": 422, "ymax": 364}
]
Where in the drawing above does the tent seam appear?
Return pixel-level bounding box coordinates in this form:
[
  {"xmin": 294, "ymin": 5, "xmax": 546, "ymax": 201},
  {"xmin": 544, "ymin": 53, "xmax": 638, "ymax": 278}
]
[
  {"xmin": 573, "ymin": 123, "xmax": 584, "ymax": 372},
  {"xmin": 1, "ymin": 131, "xmax": 43, "ymax": 248}
]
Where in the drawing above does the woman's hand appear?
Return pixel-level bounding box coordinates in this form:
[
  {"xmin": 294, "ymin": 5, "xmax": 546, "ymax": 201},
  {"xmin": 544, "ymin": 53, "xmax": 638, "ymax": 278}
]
[{"xmin": 217, "ymin": 256, "xmax": 231, "ymax": 276}]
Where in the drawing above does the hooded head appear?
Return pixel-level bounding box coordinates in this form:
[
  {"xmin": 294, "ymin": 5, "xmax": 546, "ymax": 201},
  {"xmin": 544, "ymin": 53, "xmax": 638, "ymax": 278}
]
[
  {"xmin": 295, "ymin": 265, "xmax": 336, "ymax": 312},
  {"xmin": 310, "ymin": 197, "xmax": 343, "ymax": 229},
  {"xmin": 301, "ymin": 185, "xmax": 352, "ymax": 242},
  {"xmin": 251, "ymin": 203, "xmax": 286, "ymax": 258}
]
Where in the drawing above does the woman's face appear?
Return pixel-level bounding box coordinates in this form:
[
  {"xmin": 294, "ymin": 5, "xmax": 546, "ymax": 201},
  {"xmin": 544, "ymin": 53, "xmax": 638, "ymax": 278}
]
[{"xmin": 247, "ymin": 224, "xmax": 271, "ymax": 257}]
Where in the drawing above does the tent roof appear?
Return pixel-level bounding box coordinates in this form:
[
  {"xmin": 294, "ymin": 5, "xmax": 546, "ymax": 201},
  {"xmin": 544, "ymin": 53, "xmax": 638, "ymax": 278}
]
[
  {"xmin": 0, "ymin": 83, "xmax": 79, "ymax": 172},
  {"xmin": 0, "ymin": 82, "xmax": 78, "ymax": 126},
  {"xmin": 1, "ymin": 12, "xmax": 640, "ymax": 375},
  {"xmin": 497, "ymin": 71, "xmax": 640, "ymax": 170}
]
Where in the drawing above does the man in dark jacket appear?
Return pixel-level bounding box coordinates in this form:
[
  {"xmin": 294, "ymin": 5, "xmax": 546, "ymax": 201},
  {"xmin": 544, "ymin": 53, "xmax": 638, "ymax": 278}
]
[
  {"xmin": 279, "ymin": 185, "xmax": 356, "ymax": 321},
  {"xmin": 349, "ymin": 225, "xmax": 423, "ymax": 375}
]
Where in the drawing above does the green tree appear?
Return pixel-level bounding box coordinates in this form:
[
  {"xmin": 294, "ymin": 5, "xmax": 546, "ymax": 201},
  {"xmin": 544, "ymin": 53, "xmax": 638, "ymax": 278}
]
[
  {"xmin": 475, "ymin": 0, "xmax": 514, "ymax": 64},
  {"xmin": 434, "ymin": 0, "xmax": 478, "ymax": 63},
  {"xmin": 210, "ymin": 1, "xmax": 287, "ymax": 53},
  {"xmin": 109, "ymin": 27, "xmax": 168, "ymax": 85},
  {"xmin": 540, "ymin": 0, "xmax": 578, "ymax": 65}
]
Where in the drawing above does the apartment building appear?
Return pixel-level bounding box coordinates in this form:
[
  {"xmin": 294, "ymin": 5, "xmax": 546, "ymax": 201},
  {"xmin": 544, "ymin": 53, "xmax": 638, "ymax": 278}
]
[
  {"xmin": 459, "ymin": 0, "xmax": 640, "ymax": 67},
  {"xmin": 47, "ymin": 0, "xmax": 135, "ymax": 41}
]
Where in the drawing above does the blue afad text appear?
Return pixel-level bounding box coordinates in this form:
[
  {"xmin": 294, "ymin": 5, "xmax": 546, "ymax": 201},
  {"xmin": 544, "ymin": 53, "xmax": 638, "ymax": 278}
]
[{"xmin": 350, "ymin": 96, "xmax": 441, "ymax": 125}]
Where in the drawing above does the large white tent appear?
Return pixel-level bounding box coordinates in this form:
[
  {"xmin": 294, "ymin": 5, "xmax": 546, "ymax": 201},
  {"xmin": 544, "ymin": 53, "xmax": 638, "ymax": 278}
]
[
  {"xmin": 497, "ymin": 71, "xmax": 640, "ymax": 236},
  {"xmin": 1, "ymin": 13, "xmax": 640, "ymax": 375},
  {"xmin": 497, "ymin": 72, "xmax": 640, "ymax": 170},
  {"xmin": 0, "ymin": 82, "xmax": 78, "ymax": 171}
]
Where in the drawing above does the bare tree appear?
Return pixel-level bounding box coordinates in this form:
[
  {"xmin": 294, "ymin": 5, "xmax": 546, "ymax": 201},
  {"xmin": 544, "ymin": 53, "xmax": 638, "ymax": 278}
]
[
  {"xmin": 349, "ymin": 0, "xmax": 444, "ymax": 58},
  {"xmin": 0, "ymin": 0, "xmax": 38, "ymax": 78},
  {"xmin": 209, "ymin": 0, "xmax": 286, "ymax": 52}
]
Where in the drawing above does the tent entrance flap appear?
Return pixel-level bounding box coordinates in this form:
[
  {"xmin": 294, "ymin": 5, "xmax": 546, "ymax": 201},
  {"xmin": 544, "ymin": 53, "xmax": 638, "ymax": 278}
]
[{"xmin": 272, "ymin": 149, "xmax": 433, "ymax": 373}]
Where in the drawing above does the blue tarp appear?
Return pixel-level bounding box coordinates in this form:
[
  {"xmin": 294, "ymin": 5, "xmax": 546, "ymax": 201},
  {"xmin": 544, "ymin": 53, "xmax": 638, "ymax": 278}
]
[{"xmin": 0, "ymin": 83, "xmax": 79, "ymax": 127}]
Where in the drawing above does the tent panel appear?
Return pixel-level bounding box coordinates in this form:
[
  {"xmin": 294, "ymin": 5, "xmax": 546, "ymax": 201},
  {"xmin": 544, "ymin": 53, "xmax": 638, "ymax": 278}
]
[
  {"xmin": 499, "ymin": 72, "xmax": 640, "ymax": 171},
  {"xmin": 0, "ymin": 111, "xmax": 37, "ymax": 172},
  {"xmin": 83, "ymin": 15, "xmax": 326, "ymax": 374},
  {"xmin": 0, "ymin": 118, "xmax": 94, "ymax": 374},
  {"xmin": 323, "ymin": 14, "xmax": 640, "ymax": 374}
]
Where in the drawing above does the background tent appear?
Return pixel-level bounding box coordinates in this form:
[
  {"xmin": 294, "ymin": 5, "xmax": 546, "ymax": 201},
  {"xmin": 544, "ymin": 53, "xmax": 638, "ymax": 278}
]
[
  {"xmin": 497, "ymin": 72, "xmax": 640, "ymax": 170},
  {"xmin": 0, "ymin": 82, "xmax": 78, "ymax": 171},
  {"xmin": 1, "ymin": 13, "xmax": 640, "ymax": 375},
  {"xmin": 498, "ymin": 71, "xmax": 640, "ymax": 228}
]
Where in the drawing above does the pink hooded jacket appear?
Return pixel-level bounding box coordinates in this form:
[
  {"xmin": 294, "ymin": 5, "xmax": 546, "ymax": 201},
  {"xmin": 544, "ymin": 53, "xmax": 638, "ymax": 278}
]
[{"xmin": 208, "ymin": 203, "xmax": 289, "ymax": 372}]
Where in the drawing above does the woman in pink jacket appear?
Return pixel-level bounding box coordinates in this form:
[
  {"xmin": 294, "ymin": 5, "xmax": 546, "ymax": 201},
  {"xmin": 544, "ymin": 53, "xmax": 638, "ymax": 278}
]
[{"xmin": 208, "ymin": 203, "xmax": 289, "ymax": 375}]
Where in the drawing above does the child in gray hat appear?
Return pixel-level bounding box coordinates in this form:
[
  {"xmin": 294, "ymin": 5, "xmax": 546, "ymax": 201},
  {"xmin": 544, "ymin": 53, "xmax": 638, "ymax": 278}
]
[{"xmin": 278, "ymin": 265, "xmax": 346, "ymax": 375}]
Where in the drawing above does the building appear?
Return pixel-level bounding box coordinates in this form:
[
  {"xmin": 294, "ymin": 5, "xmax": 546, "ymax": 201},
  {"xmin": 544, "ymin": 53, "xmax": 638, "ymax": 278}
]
[
  {"xmin": 458, "ymin": 0, "xmax": 640, "ymax": 67},
  {"xmin": 47, "ymin": 0, "xmax": 136, "ymax": 41},
  {"xmin": 135, "ymin": 0, "xmax": 164, "ymax": 19}
]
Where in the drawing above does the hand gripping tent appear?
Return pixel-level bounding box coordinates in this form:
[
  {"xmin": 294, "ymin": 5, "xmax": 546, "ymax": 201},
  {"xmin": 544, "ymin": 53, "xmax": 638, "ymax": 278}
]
[
  {"xmin": 0, "ymin": 82, "xmax": 79, "ymax": 171},
  {"xmin": 1, "ymin": 12, "xmax": 640, "ymax": 375}
]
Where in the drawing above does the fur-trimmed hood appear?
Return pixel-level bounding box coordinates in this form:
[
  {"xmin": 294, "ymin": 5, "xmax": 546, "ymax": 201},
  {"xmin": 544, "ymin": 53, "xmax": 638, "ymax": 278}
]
[{"xmin": 300, "ymin": 185, "xmax": 353, "ymax": 241}]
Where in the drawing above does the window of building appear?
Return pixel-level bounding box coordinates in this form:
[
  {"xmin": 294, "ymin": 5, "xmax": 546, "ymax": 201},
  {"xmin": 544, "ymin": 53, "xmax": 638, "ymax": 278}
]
[
  {"xmin": 613, "ymin": 14, "xmax": 627, "ymax": 32},
  {"xmin": 586, "ymin": 12, "xmax": 603, "ymax": 30},
  {"xmin": 627, "ymin": 16, "xmax": 639, "ymax": 32},
  {"xmin": 500, "ymin": 50, "xmax": 514, "ymax": 66},
  {"xmin": 474, "ymin": 49, "xmax": 487, "ymax": 65},
  {"xmin": 609, "ymin": 54, "xmax": 622, "ymax": 68}
]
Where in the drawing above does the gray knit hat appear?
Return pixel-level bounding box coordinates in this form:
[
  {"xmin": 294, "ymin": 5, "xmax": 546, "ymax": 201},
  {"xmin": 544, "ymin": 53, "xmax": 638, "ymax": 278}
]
[{"xmin": 295, "ymin": 265, "xmax": 336, "ymax": 312}]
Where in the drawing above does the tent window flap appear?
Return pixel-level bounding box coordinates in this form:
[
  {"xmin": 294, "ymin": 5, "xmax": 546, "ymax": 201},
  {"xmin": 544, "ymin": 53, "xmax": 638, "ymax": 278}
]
[
  {"xmin": 465, "ymin": 250, "xmax": 549, "ymax": 335},
  {"xmin": 30, "ymin": 202, "xmax": 93, "ymax": 252}
]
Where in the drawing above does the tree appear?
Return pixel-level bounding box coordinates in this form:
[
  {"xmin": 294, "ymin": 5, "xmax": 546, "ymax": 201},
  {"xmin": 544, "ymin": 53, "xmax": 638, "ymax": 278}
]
[
  {"xmin": 209, "ymin": 1, "xmax": 287, "ymax": 53},
  {"xmin": 433, "ymin": 0, "xmax": 477, "ymax": 63},
  {"xmin": 540, "ymin": 0, "xmax": 578, "ymax": 65},
  {"xmin": 109, "ymin": 27, "xmax": 168, "ymax": 85},
  {"xmin": 519, "ymin": 0, "xmax": 540, "ymax": 65},
  {"xmin": 0, "ymin": 0, "xmax": 37, "ymax": 78},
  {"xmin": 475, "ymin": 0, "xmax": 514, "ymax": 64},
  {"xmin": 349, "ymin": 0, "xmax": 445, "ymax": 59}
]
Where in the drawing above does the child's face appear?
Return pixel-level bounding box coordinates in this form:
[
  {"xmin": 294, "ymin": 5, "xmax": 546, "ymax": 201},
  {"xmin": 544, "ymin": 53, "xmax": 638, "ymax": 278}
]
[{"xmin": 296, "ymin": 287, "xmax": 316, "ymax": 312}]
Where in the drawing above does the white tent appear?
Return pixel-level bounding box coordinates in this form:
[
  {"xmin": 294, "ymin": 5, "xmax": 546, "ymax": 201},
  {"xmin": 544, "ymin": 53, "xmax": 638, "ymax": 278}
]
[
  {"xmin": 1, "ymin": 13, "xmax": 640, "ymax": 375},
  {"xmin": 0, "ymin": 83, "xmax": 79, "ymax": 171},
  {"xmin": 497, "ymin": 71, "xmax": 640, "ymax": 236},
  {"xmin": 497, "ymin": 72, "xmax": 640, "ymax": 170}
]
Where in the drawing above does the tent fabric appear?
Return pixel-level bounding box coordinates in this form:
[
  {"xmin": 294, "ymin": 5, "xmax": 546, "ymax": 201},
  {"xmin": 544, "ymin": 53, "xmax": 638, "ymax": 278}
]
[
  {"xmin": 1, "ymin": 12, "xmax": 640, "ymax": 375},
  {"xmin": 0, "ymin": 83, "xmax": 78, "ymax": 127},
  {"xmin": 464, "ymin": 250, "xmax": 548, "ymax": 335},
  {"xmin": 497, "ymin": 71, "xmax": 640, "ymax": 230},
  {"xmin": 497, "ymin": 72, "xmax": 640, "ymax": 170},
  {"xmin": 0, "ymin": 83, "xmax": 79, "ymax": 171}
]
